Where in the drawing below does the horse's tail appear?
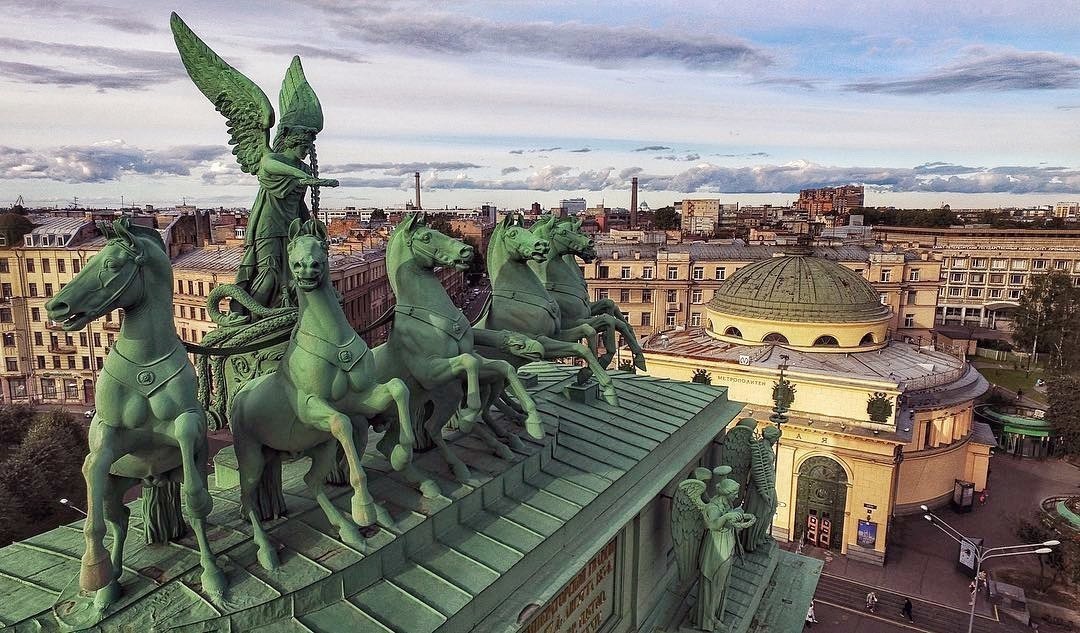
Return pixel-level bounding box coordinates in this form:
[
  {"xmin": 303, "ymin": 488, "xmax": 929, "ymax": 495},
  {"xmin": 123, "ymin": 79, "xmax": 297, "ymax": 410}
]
[
  {"xmin": 141, "ymin": 478, "xmax": 185, "ymax": 544},
  {"xmin": 253, "ymin": 451, "xmax": 286, "ymax": 521}
]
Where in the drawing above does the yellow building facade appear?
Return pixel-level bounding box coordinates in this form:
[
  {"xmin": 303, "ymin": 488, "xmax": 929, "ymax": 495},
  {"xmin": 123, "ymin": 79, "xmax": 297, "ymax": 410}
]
[{"xmin": 641, "ymin": 251, "xmax": 993, "ymax": 564}]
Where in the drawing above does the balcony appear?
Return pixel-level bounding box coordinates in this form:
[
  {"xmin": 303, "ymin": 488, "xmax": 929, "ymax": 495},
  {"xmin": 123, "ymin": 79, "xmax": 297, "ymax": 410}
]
[
  {"xmin": 103, "ymin": 320, "xmax": 121, "ymax": 331},
  {"xmin": 665, "ymin": 302, "xmax": 682, "ymax": 312},
  {"xmin": 48, "ymin": 344, "xmax": 76, "ymax": 354}
]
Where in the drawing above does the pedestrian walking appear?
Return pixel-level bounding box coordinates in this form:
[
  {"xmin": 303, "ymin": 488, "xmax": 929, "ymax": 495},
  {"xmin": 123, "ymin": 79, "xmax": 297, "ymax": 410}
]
[
  {"xmin": 805, "ymin": 600, "xmax": 818, "ymax": 628},
  {"xmin": 901, "ymin": 598, "xmax": 914, "ymax": 623},
  {"xmin": 865, "ymin": 591, "xmax": 878, "ymax": 613}
]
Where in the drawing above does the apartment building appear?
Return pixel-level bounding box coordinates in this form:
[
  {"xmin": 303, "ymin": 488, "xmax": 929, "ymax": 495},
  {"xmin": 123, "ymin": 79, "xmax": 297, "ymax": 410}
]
[
  {"xmin": 582, "ymin": 243, "xmax": 940, "ymax": 343},
  {"xmin": 678, "ymin": 199, "xmax": 721, "ymax": 235},
  {"xmin": 872, "ymin": 226, "xmax": 1080, "ymax": 329},
  {"xmin": 795, "ymin": 185, "xmax": 864, "ymax": 219}
]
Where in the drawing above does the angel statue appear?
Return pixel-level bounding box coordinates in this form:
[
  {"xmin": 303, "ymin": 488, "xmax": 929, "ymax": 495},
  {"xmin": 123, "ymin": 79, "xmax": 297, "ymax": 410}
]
[
  {"xmin": 171, "ymin": 13, "xmax": 339, "ymax": 319},
  {"xmin": 673, "ymin": 473, "xmax": 756, "ymax": 630},
  {"xmin": 742, "ymin": 425, "xmax": 781, "ymax": 552}
]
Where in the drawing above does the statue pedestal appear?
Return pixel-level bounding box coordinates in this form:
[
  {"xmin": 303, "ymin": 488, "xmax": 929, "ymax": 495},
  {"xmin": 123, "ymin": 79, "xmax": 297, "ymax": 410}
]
[{"xmin": 563, "ymin": 380, "xmax": 598, "ymax": 403}]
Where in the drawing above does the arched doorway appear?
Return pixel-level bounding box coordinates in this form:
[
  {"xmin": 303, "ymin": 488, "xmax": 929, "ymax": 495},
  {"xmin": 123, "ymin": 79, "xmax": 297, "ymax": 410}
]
[{"xmin": 795, "ymin": 456, "xmax": 848, "ymax": 551}]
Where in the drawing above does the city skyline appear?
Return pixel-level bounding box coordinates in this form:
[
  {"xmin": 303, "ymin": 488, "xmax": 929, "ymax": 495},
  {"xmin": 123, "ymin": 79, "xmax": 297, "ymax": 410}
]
[{"xmin": 1, "ymin": 1, "xmax": 1078, "ymax": 210}]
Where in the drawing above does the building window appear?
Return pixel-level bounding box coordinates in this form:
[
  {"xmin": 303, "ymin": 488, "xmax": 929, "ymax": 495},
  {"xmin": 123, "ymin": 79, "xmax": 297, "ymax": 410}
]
[
  {"xmin": 44, "ymin": 283, "xmax": 53, "ymax": 297},
  {"xmin": 991, "ymin": 258, "xmax": 1007, "ymax": 270},
  {"xmin": 72, "ymin": 259, "xmax": 80, "ymax": 273},
  {"xmin": 965, "ymin": 307, "xmax": 981, "ymax": 318},
  {"xmin": 950, "ymin": 272, "xmax": 965, "ymax": 282},
  {"xmin": 1010, "ymin": 259, "xmax": 1027, "ymax": 270},
  {"xmin": 908, "ymin": 269, "xmax": 920, "ymax": 281},
  {"xmin": 25, "ymin": 258, "xmax": 34, "ymax": 272},
  {"xmin": 971, "ymin": 258, "xmax": 987, "ymax": 269},
  {"xmin": 990, "ymin": 273, "xmax": 1004, "ymax": 284},
  {"xmin": 665, "ymin": 311, "xmax": 676, "ymax": 327},
  {"xmin": 692, "ymin": 266, "xmax": 704, "ymax": 280},
  {"xmin": 904, "ymin": 314, "xmax": 915, "ymax": 328},
  {"xmin": 34, "ymin": 332, "xmax": 42, "ymax": 345},
  {"xmin": 690, "ymin": 312, "xmax": 701, "ymax": 326},
  {"xmin": 198, "ymin": 282, "xmax": 205, "ymax": 295},
  {"xmin": 642, "ymin": 267, "xmax": 654, "ymax": 280},
  {"xmin": 620, "ymin": 266, "xmax": 631, "ymax": 279},
  {"xmin": 0, "ymin": 258, "xmax": 7, "ymax": 273},
  {"xmin": 641, "ymin": 312, "xmax": 651, "ymax": 326},
  {"xmin": 988, "ymin": 288, "xmax": 1002, "ymax": 299},
  {"xmin": 1009, "ymin": 274, "xmax": 1024, "ymax": 285},
  {"xmin": 597, "ymin": 289, "xmax": 609, "ymax": 300},
  {"xmin": 35, "ymin": 355, "xmax": 45, "ymax": 369},
  {"xmin": 1032, "ymin": 259, "xmax": 1048, "ymax": 270},
  {"xmin": 879, "ymin": 293, "xmax": 888, "ymax": 305},
  {"xmin": 0, "ymin": 308, "xmax": 11, "ymax": 323},
  {"xmin": 905, "ymin": 291, "xmax": 916, "ymax": 305},
  {"xmin": 667, "ymin": 266, "xmax": 678, "ymax": 280},
  {"xmin": 42, "ymin": 258, "xmax": 50, "ymax": 273},
  {"xmin": 1, "ymin": 283, "xmax": 10, "ymax": 298},
  {"xmin": 598, "ymin": 265, "xmax": 609, "ymax": 279},
  {"xmin": 1009, "ymin": 289, "xmax": 1022, "ymax": 300},
  {"xmin": 619, "ymin": 289, "xmax": 630, "ymax": 303},
  {"xmin": 666, "ymin": 289, "xmax": 677, "ymax": 303},
  {"xmin": 691, "ymin": 289, "xmax": 703, "ymax": 303},
  {"xmin": 28, "ymin": 283, "xmax": 37, "ymax": 297},
  {"xmin": 82, "ymin": 356, "xmax": 90, "ymax": 369},
  {"xmin": 969, "ymin": 287, "xmax": 983, "ymax": 298},
  {"xmin": 715, "ymin": 267, "xmax": 726, "ymax": 280},
  {"xmin": 762, "ymin": 332, "xmax": 788, "ymax": 344},
  {"xmin": 67, "ymin": 356, "xmax": 76, "ymax": 369},
  {"xmin": 953, "ymin": 258, "xmax": 967, "ymax": 269},
  {"xmin": 96, "ymin": 357, "xmax": 104, "ymax": 370},
  {"xmin": 725, "ymin": 326, "xmax": 743, "ymax": 338},
  {"xmin": 1054, "ymin": 259, "xmax": 1069, "ymax": 270},
  {"xmin": 1, "ymin": 333, "xmax": 13, "ymax": 346},
  {"xmin": 642, "ymin": 289, "xmax": 652, "ymax": 303},
  {"xmin": 41, "ymin": 378, "xmax": 57, "ymax": 399},
  {"xmin": 879, "ymin": 270, "xmax": 891, "ymax": 282},
  {"xmin": 969, "ymin": 273, "xmax": 984, "ymax": 284},
  {"xmin": 65, "ymin": 379, "xmax": 78, "ymax": 399},
  {"xmin": 5, "ymin": 357, "xmax": 17, "ymax": 372},
  {"xmin": 31, "ymin": 307, "xmax": 40, "ymax": 321},
  {"xmin": 9, "ymin": 378, "xmax": 26, "ymax": 398},
  {"xmin": 57, "ymin": 258, "xmax": 65, "ymax": 273},
  {"xmin": 813, "ymin": 335, "xmax": 840, "ymax": 347},
  {"xmin": 948, "ymin": 287, "xmax": 962, "ymax": 297}
]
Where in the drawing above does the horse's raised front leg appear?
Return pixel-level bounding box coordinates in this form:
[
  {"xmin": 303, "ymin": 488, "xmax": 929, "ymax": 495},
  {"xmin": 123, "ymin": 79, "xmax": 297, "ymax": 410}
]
[
  {"xmin": 413, "ymin": 353, "xmax": 483, "ymax": 431},
  {"xmin": 537, "ymin": 336, "xmax": 619, "ymax": 406},
  {"xmin": 351, "ymin": 378, "xmax": 413, "ymax": 471},
  {"xmin": 79, "ymin": 420, "xmax": 119, "ymax": 592},
  {"xmin": 175, "ymin": 410, "xmax": 227, "ymax": 600},
  {"xmin": 298, "ymin": 395, "xmax": 377, "ymax": 527},
  {"xmin": 590, "ymin": 304, "xmax": 646, "ymax": 368},
  {"xmin": 590, "ymin": 297, "xmax": 627, "ymax": 322},
  {"xmin": 477, "ymin": 358, "xmax": 544, "ymax": 440},
  {"xmin": 556, "ymin": 323, "xmax": 599, "ymax": 359},
  {"xmin": 94, "ymin": 473, "xmax": 137, "ymax": 610}
]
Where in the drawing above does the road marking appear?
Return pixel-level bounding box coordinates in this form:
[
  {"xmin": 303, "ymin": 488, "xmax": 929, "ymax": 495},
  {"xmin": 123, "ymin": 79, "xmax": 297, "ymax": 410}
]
[
  {"xmin": 820, "ymin": 572, "xmax": 1002, "ymax": 623},
  {"xmin": 817, "ymin": 598, "xmax": 931, "ymax": 633}
]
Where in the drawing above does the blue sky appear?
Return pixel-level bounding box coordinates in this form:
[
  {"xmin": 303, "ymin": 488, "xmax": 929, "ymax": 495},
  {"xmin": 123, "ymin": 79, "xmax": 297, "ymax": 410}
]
[{"xmin": 0, "ymin": 0, "xmax": 1077, "ymax": 210}]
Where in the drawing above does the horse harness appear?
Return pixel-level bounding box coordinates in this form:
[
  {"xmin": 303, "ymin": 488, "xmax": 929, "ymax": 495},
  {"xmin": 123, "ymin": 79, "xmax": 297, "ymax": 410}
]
[
  {"xmin": 492, "ymin": 288, "xmax": 560, "ymax": 321},
  {"xmin": 395, "ymin": 304, "xmax": 471, "ymax": 340},
  {"xmin": 544, "ymin": 280, "xmax": 590, "ymax": 311},
  {"xmin": 103, "ymin": 343, "xmax": 188, "ymax": 398},
  {"xmin": 293, "ymin": 328, "xmax": 369, "ymax": 371}
]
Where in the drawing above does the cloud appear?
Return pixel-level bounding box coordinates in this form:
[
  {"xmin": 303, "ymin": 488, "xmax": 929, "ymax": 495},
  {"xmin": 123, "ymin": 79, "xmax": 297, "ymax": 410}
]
[
  {"xmin": 257, "ymin": 44, "xmax": 368, "ymax": 64},
  {"xmin": 501, "ymin": 166, "xmax": 522, "ymax": 175},
  {"xmin": 509, "ymin": 146, "xmax": 561, "ymax": 155},
  {"xmin": 0, "ymin": 37, "xmax": 185, "ymax": 90},
  {"xmin": 0, "ymin": 141, "xmax": 229, "ymax": 183},
  {"xmin": 325, "ymin": 161, "xmax": 483, "ymax": 175},
  {"xmin": 1057, "ymin": 104, "xmax": 1080, "ymax": 110},
  {"xmin": 3, "ymin": 2, "xmax": 158, "ymax": 34},
  {"xmin": 715, "ymin": 152, "xmax": 770, "ymax": 158},
  {"xmin": 656, "ymin": 153, "xmax": 701, "ymax": 162},
  {"xmin": 633, "ymin": 145, "xmax": 671, "ymax": 152},
  {"xmin": 846, "ymin": 48, "xmax": 1080, "ymax": 94},
  {"xmin": 569, "ymin": 148, "xmax": 592, "ymax": 153},
  {"xmin": 321, "ymin": 9, "xmax": 772, "ymax": 72}
]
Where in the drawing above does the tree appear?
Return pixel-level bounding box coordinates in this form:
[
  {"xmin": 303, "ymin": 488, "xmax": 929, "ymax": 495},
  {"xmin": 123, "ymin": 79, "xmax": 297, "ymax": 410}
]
[
  {"xmin": 653, "ymin": 206, "xmax": 680, "ymax": 230},
  {"xmin": 1046, "ymin": 375, "xmax": 1080, "ymax": 457},
  {"xmin": 369, "ymin": 208, "xmax": 387, "ymax": 224},
  {"xmin": 0, "ymin": 404, "xmax": 36, "ymax": 447},
  {"xmin": 1012, "ymin": 271, "xmax": 1080, "ymax": 373},
  {"xmin": 1014, "ymin": 514, "xmax": 1080, "ymax": 590}
]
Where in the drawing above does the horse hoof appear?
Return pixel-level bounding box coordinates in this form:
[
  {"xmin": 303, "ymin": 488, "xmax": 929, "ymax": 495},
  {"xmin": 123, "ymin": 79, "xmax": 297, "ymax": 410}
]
[
  {"xmin": 494, "ymin": 443, "xmax": 515, "ymax": 461},
  {"xmin": 201, "ymin": 565, "xmax": 228, "ymax": 600},
  {"xmin": 508, "ymin": 434, "xmax": 527, "ymax": 451},
  {"xmin": 525, "ymin": 415, "xmax": 545, "ymax": 440},
  {"xmin": 352, "ymin": 498, "xmax": 376, "ymax": 528},
  {"xmin": 458, "ymin": 409, "xmax": 481, "ymax": 433},
  {"xmin": 339, "ymin": 524, "xmax": 368, "ymax": 552},
  {"xmin": 420, "ymin": 480, "xmax": 441, "ymax": 499},
  {"xmin": 390, "ymin": 444, "xmax": 413, "ymax": 471},
  {"xmin": 634, "ymin": 355, "xmax": 647, "ymax": 371},
  {"xmin": 79, "ymin": 553, "xmax": 112, "ymax": 592},
  {"xmin": 257, "ymin": 545, "xmax": 280, "ymax": 571},
  {"xmin": 451, "ymin": 462, "xmax": 471, "ymax": 482},
  {"xmin": 602, "ymin": 389, "xmax": 619, "ymax": 407},
  {"xmin": 598, "ymin": 353, "xmax": 615, "ymax": 368},
  {"xmin": 375, "ymin": 504, "xmax": 395, "ymax": 530},
  {"xmin": 94, "ymin": 579, "xmax": 123, "ymax": 611}
]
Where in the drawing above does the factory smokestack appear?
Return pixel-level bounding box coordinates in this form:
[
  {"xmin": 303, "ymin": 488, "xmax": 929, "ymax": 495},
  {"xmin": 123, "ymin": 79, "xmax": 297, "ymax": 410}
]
[
  {"xmin": 414, "ymin": 171, "xmax": 422, "ymax": 209},
  {"xmin": 630, "ymin": 177, "xmax": 639, "ymax": 228}
]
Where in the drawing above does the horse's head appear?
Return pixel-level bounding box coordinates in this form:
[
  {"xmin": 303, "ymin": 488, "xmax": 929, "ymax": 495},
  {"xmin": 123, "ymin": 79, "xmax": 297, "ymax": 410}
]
[
  {"xmin": 395, "ymin": 213, "xmax": 474, "ymax": 271},
  {"xmin": 545, "ymin": 216, "xmax": 594, "ymax": 261},
  {"xmin": 287, "ymin": 218, "xmax": 330, "ymax": 293},
  {"xmin": 492, "ymin": 213, "xmax": 548, "ymax": 263},
  {"xmin": 46, "ymin": 217, "xmax": 165, "ymax": 331}
]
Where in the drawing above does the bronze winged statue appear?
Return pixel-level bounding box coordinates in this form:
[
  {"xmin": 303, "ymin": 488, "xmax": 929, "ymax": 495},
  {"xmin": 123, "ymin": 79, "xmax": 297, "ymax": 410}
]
[
  {"xmin": 171, "ymin": 13, "xmax": 338, "ymax": 317},
  {"xmin": 671, "ymin": 477, "xmax": 708, "ymax": 586}
]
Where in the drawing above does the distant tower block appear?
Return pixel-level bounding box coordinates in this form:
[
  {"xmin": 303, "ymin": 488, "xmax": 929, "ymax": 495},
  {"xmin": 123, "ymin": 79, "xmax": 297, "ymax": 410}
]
[
  {"xmin": 630, "ymin": 177, "xmax": 639, "ymax": 228},
  {"xmin": 414, "ymin": 171, "xmax": 422, "ymax": 209}
]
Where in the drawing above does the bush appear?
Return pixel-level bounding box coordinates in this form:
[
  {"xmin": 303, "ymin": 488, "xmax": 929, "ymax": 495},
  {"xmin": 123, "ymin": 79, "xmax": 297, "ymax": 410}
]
[{"xmin": 0, "ymin": 404, "xmax": 37, "ymax": 447}]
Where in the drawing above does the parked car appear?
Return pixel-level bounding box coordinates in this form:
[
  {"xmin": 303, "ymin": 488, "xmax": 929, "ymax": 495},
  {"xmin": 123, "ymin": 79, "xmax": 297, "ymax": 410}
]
[{"xmin": 84, "ymin": 408, "xmax": 96, "ymax": 420}]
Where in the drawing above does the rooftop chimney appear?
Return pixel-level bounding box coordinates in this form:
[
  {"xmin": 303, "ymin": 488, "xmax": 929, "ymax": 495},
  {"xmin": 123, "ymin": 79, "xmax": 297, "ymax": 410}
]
[
  {"xmin": 414, "ymin": 171, "xmax": 422, "ymax": 210},
  {"xmin": 630, "ymin": 177, "xmax": 639, "ymax": 229}
]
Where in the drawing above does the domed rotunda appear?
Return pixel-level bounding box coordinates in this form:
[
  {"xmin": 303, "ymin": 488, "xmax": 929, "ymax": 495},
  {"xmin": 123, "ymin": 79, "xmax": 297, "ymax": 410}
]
[{"xmin": 706, "ymin": 251, "xmax": 891, "ymax": 351}]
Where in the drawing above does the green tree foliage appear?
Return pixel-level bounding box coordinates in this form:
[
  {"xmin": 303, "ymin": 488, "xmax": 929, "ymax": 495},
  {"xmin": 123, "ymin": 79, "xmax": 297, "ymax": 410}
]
[
  {"xmin": 1011, "ymin": 271, "xmax": 1080, "ymax": 374},
  {"xmin": 369, "ymin": 208, "xmax": 387, "ymax": 223},
  {"xmin": 1014, "ymin": 514, "xmax": 1080, "ymax": 590},
  {"xmin": 653, "ymin": 206, "xmax": 680, "ymax": 230},
  {"xmin": 0, "ymin": 404, "xmax": 36, "ymax": 447},
  {"xmin": 0, "ymin": 409, "xmax": 88, "ymax": 545},
  {"xmin": 861, "ymin": 207, "xmax": 957, "ymax": 227},
  {"xmin": 1046, "ymin": 375, "xmax": 1080, "ymax": 457}
]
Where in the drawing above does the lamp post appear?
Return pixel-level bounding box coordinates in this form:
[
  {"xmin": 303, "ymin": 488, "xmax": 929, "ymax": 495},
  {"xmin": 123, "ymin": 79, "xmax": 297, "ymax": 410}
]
[
  {"xmin": 769, "ymin": 355, "xmax": 793, "ymax": 537},
  {"xmin": 920, "ymin": 504, "xmax": 1057, "ymax": 633}
]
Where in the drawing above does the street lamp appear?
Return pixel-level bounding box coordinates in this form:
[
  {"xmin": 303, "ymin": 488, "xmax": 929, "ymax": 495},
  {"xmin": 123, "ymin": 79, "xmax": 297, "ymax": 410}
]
[
  {"xmin": 59, "ymin": 497, "xmax": 87, "ymax": 517},
  {"xmin": 920, "ymin": 505, "xmax": 1057, "ymax": 633}
]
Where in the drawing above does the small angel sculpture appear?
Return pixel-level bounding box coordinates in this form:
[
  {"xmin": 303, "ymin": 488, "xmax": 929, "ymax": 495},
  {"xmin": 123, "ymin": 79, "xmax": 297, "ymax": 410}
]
[
  {"xmin": 172, "ymin": 13, "xmax": 339, "ymax": 317},
  {"xmin": 672, "ymin": 472, "xmax": 756, "ymax": 630}
]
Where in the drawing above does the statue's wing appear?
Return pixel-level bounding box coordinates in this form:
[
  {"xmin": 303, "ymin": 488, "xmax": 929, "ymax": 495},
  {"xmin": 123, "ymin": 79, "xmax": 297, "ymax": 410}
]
[
  {"xmin": 171, "ymin": 12, "xmax": 272, "ymax": 175},
  {"xmin": 671, "ymin": 478, "xmax": 707, "ymax": 584},
  {"xmin": 719, "ymin": 425, "xmax": 754, "ymax": 502},
  {"xmin": 749, "ymin": 437, "xmax": 774, "ymax": 490}
]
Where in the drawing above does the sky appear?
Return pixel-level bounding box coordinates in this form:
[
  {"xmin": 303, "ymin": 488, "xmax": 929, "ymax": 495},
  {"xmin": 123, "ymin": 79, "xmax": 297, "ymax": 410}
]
[{"xmin": 1, "ymin": 0, "xmax": 1078, "ymax": 211}]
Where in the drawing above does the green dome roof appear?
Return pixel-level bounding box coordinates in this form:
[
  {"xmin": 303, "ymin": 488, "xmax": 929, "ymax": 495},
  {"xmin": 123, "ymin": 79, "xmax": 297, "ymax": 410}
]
[{"xmin": 708, "ymin": 254, "xmax": 891, "ymax": 323}]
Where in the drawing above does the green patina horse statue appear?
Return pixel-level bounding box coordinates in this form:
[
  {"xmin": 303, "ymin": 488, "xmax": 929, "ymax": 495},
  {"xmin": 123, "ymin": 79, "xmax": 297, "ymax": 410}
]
[
  {"xmin": 229, "ymin": 218, "xmax": 414, "ymax": 569},
  {"xmin": 530, "ymin": 214, "xmax": 647, "ymax": 370},
  {"xmin": 476, "ymin": 214, "xmax": 618, "ymax": 405},
  {"xmin": 372, "ymin": 213, "xmax": 544, "ymax": 497},
  {"xmin": 45, "ymin": 217, "xmax": 227, "ymax": 610}
]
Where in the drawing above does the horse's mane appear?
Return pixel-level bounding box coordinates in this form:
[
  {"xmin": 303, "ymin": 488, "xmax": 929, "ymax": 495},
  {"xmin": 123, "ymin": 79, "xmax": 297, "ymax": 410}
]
[{"xmin": 127, "ymin": 224, "xmax": 167, "ymax": 253}]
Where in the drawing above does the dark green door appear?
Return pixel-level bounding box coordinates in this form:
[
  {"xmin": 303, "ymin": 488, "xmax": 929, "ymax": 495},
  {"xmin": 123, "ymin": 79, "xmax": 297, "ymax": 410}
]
[{"xmin": 795, "ymin": 456, "xmax": 848, "ymax": 551}]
